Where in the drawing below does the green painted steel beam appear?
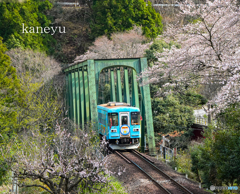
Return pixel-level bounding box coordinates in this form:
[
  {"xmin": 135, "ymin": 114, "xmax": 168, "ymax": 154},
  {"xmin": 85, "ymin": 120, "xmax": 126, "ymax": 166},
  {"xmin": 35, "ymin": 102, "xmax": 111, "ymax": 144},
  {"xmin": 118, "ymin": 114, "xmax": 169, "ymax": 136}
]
[
  {"xmin": 110, "ymin": 70, "xmax": 112, "ymax": 101},
  {"xmin": 140, "ymin": 58, "xmax": 156, "ymax": 156},
  {"xmin": 68, "ymin": 72, "xmax": 71, "ymax": 119},
  {"xmin": 65, "ymin": 58, "xmax": 143, "ymax": 75},
  {"xmin": 95, "ymin": 72, "xmax": 100, "ymax": 104},
  {"xmin": 75, "ymin": 71, "xmax": 80, "ymax": 126},
  {"xmin": 132, "ymin": 70, "xmax": 140, "ymax": 108},
  {"xmin": 66, "ymin": 73, "xmax": 69, "ymax": 118},
  {"xmin": 105, "ymin": 69, "xmax": 108, "ymax": 103},
  {"xmin": 65, "ymin": 74, "xmax": 68, "ymax": 114},
  {"xmin": 105, "ymin": 69, "xmax": 108, "ymax": 85},
  {"xmin": 101, "ymin": 73, "xmax": 104, "ymax": 104},
  {"xmin": 72, "ymin": 71, "xmax": 76, "ymax": 123},
  {"xmin": 110, "ymin": 69, "xmax": 116, "ymax": 102},
  {"xmin": 79, "ymin": 69, "xmax": 84, "ymax": 130},
  {"xmin": 90, "ymin": 59, "xmax": 141, "ymax": 74},
  {"xmin": 88, "ymin": 60, "xmax": 98, "ymax": 130},
  {"xmin": 140, "ymin": 93, "xmax": 145, "ymax": 153},
  {"xmin": 116, "ymin": 68, "xmax": 122, "ymax": 102},
  {"xmin": 84, "ymin": 67, "xmax": 90, "ymax": 123},
  {"xmin": 124, "ymin": 68, "xmax": 130, "ymax": 103}
]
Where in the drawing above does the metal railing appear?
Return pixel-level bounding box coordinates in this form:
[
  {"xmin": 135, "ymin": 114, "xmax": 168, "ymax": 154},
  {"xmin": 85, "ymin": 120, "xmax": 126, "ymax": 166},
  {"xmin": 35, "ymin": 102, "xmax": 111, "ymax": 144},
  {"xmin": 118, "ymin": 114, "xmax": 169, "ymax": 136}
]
[
  {"xmin": 56, "ymin": 2, "xmax": 79, "ymax": 6},
  {"xmin": 194, "ymin": 116, "xmax": 208, "ymax": 126},
  {"xmin": 159, "ymin": 145, "xmax": 173, "ymax": 161}
]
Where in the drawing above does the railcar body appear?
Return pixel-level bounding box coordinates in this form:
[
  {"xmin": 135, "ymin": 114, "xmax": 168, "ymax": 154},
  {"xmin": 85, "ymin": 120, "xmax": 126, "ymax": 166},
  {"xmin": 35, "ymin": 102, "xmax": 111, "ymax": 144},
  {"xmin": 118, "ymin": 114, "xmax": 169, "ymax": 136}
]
[{"xmin": 97, "ymin": 102, "xmax": 141, "ymax": 150}]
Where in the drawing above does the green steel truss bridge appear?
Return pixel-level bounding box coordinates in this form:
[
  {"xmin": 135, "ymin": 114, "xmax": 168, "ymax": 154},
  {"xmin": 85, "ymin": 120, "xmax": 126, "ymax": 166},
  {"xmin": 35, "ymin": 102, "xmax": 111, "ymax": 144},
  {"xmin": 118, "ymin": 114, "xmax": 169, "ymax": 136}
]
[{"xmin": 63, "ymin": 58, "xmax": 156, "ymax": 155}]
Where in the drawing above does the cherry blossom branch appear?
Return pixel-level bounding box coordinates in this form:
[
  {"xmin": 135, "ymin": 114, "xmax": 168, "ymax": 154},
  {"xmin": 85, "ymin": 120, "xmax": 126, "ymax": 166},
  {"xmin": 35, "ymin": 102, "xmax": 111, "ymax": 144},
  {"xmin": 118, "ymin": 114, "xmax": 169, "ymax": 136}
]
[{"xmin": 140, "ymin": 0, "xmax": 240, "ymax": 114}]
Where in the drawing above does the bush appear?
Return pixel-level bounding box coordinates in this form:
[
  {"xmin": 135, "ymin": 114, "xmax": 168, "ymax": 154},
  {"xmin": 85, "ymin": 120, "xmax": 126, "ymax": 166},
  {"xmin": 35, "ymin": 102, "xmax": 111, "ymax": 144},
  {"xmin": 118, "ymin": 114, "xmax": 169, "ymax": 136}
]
[
  {"xmin": 152, "ymin": 95, "xmax": 194, "ymax": 134},
  {"xmin": 190, "ymin": 124, "xmax": 240, "ymax": 188},
  {"xmin": 0, "ymin": 38, "xmax": 24, "ymax": 137}
]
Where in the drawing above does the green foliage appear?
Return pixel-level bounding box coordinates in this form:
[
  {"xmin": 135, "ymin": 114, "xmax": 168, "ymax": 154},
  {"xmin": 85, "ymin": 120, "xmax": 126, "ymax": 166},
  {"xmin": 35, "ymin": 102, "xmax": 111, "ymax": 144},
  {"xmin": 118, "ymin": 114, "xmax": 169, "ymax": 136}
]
[
  {"xmin": 176, "ymin": 90, "xmax": 207, "ymax": 108},
  {"xmin": 0, "ymin": 45, "xmax": 22, "ymax": 185},
  {"xmin": 19, "ymin": 179, "xmax": 49, "ymax": 194},
  {"xmin": 190, "ymin": 144, "xmax": 202, "ymax": 182},
  {"xmin": 191, "ymin": 105, "xmax": 240, "ymax": 187},
  {"xmin": 152, "ymin": 95, "xmax": 195, "ymax": 134},
  {"xmin": 78, "ymin": 176, "xmax": 127, "ymax": 194},
  {"xmin": 174, "ymin": 148, "xmax": 196, "ymax": 179},
  {"xmin": 212, "ymin": 130, "xmax": 240, "ymax": 185},
  {"xmin": 0, "ymin": 0, "xmax": 56, "ymax": 54},
  {"xmin": 103, "ymin": 83, "xmax": 111, "ymax": 102},
  {"xmin": 218, "ymin": 103, "xmax": 240, "ymax": 130},
  {"xmin": 145, "ymin": 39, "xmax": 180, "ymax": 66},
  {"xmin": 191, "ymin": 125, "xmax": 240, "ymax": 187},
  {"xmin": 17, "ymin": 77, "xmax": 62, "ymax": 133},
  {"xmin": 0, "ymin": 160, "xmax": 10, "ymax": 186},
  {"xmin": 6, "ymin": 48, "xmax": 62, "ymax": 133},
  {"xmin": 0, "ymin": 37, "xmax": 24, "ymax": 137},
  {"xmin": 91, "ymin": 0, "xmax": 163, "ymax": 39},
  {"xmin": 187, "ymin": 17, "xmax": 202, "ymax": 24}
]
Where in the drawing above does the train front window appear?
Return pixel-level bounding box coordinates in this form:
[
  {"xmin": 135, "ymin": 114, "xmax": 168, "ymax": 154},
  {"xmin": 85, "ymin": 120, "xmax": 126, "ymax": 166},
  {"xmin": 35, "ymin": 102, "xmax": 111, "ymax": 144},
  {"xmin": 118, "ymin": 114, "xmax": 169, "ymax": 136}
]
[
  {"xmin": 131, "ymin": 112, "xmax": 140, "ymax": 125},
  {"xmin": 122, "ymin": 116, "xmax": 128, "ymax": 125},
  {"xmin": 108, "ymin": 113, "xmax": 118, "ymax": 126}
]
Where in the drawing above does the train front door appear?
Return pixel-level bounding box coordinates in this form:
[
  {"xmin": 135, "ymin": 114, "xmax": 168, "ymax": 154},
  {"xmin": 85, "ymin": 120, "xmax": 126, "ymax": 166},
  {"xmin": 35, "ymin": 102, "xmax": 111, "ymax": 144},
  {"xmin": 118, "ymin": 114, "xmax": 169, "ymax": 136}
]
[{"xmin": 119, "ymin": 112, "xmax": 130, "ymax": 137}]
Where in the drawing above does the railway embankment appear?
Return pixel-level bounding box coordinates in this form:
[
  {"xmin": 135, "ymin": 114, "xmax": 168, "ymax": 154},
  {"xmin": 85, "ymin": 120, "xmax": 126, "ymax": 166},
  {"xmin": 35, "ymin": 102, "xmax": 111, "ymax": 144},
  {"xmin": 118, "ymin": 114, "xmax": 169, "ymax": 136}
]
[{"xmin": 106, "ymin": 151, "xmax": 210, "ymax": 194}]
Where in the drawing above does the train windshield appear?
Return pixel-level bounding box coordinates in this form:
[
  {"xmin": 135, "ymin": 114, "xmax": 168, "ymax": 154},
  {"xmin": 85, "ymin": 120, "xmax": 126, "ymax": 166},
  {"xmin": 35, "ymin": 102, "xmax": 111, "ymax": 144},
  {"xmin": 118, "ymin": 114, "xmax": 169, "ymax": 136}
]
[
  {"xmin": 122, "ymin": 116, "xmax": 128, "ymax": 125},
  {"xmin": 108, "ymin": 113, "xmax": 118, "ymax": 126},
  {"xmin": 131, "ymin": 112, "xmax": 140, "ymax": 125}
]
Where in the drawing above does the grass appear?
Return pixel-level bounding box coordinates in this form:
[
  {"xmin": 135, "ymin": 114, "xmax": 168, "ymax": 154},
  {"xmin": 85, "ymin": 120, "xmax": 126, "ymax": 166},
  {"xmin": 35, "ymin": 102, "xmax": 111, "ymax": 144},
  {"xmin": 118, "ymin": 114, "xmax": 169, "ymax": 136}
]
[
  {"xmin": 0, "ymin": 184, "xmax": 11, "ymax": 194},
  {"xmin": 79, "ymin": 176, "xmax": 128, "ymax": 194},
  {"xmin": 0, "ymin": 176, "xmax": 127, "ymax": 194}
]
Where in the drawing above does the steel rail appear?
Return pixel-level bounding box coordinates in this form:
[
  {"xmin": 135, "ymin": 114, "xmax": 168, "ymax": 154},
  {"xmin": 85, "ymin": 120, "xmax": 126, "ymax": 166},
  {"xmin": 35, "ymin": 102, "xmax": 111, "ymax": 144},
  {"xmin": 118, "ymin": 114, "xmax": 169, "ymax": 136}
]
[
  {"xmin": 117, "ymin": 151, "xmax": 171, "ymax": 194},
  {"xmin": 131, "ymin": 150, "xmax": 193, "ymax": 194},
  {"xmin": 132, "ymin": 149, "xmax": 155, "ymax": 163},
  {"xmin": 115, "ymin": 151, "xmax": 131, "ymax": 164}
]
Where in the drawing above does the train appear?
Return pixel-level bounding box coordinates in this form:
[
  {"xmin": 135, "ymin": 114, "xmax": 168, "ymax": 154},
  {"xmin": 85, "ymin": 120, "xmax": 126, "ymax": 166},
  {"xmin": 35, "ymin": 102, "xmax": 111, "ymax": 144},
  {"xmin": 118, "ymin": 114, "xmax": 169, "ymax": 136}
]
[{"xmin": 97, "ymin": 102, "xmax": 141, "ymax": 150}]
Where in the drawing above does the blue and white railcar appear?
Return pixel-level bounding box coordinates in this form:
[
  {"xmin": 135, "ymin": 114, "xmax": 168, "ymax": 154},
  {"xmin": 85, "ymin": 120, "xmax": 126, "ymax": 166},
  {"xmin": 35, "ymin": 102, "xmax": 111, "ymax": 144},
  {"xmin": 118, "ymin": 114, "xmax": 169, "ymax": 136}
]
[{"xmin": 97, "ymin": 102, "xmax": 141, "ymax": 150}]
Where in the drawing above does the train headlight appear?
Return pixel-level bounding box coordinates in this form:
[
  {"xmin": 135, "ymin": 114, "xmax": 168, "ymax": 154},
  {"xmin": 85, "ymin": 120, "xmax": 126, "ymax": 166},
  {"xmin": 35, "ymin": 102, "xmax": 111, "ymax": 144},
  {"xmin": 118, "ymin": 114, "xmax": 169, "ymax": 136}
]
[
  {"xmin": 133, "ymin": 128, "xmax": 140, "ymax": 132},
  {"xmin": 111, "ymin": 129, "xmax": 117, "ymax": 133}
]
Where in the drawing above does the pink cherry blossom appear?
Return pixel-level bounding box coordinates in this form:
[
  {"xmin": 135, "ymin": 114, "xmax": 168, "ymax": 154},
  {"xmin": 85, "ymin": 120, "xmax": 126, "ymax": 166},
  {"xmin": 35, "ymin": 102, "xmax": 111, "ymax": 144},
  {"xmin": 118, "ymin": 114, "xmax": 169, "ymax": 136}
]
[{"xmin": 141, "ymin": 0, "xmax": 240, "ymax": 114}]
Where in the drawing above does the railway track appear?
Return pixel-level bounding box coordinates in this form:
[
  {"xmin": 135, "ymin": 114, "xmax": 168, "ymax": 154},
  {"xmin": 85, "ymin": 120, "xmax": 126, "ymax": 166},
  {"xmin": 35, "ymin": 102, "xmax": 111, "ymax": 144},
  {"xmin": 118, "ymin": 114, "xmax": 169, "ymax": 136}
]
[{"xmin": 115, "ymin": 150, "xmax": 193, "ymax": 194}]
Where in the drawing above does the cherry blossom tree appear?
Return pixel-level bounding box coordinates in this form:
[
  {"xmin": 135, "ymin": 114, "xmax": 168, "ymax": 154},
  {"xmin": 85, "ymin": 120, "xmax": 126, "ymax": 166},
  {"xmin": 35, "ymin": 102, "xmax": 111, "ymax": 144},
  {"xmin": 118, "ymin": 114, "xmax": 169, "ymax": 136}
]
[
  {"xmin": 141, "ymin": 0, "xmax": 240, "ymax": 114},
  {"xmin": 74, "ymin": 27, "xmax": 151, "ymax": 63},
  {"xmin": 1, "ymin": 121, "xmax": 111, "ymax": 194}
]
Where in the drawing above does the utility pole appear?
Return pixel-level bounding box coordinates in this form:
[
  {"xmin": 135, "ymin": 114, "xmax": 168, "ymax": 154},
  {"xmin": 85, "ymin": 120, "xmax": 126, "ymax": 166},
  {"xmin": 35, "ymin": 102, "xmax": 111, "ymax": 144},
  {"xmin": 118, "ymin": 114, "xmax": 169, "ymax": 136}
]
[
  {"xmin": 162, "ymin": 136, "xmax": 165, "ymax": 159},
  {"xmin": 162, "ymin": 135, "xmax": 170, "ymax": 159},
  {"xmin": 208, "ymin": 103, "xmax": 211, "ymax": 124}
]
